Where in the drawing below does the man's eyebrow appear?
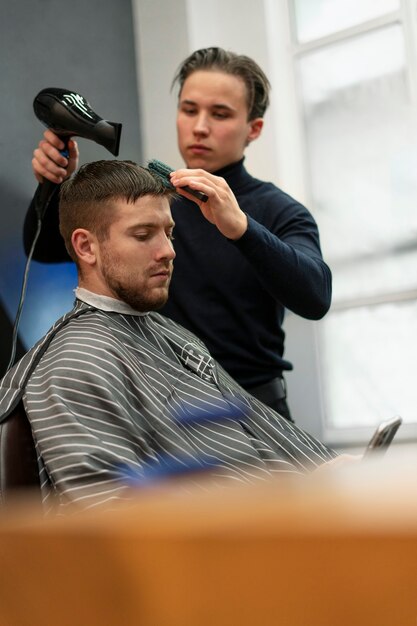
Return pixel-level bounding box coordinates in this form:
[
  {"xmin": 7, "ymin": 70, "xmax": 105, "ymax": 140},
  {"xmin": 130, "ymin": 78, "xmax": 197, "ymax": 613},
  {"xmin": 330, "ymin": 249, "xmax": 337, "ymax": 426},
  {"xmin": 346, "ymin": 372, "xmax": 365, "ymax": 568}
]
[
  {"xmin": 126, "ymin": 221, "xmax": 175, "ymax": 232},
  {"xmin": 126, "ymin": 223, "xmax": 155, "ymax": 232},
  {"xmin": 180, "ymin": 99, "xmax": 235, "ymax": 112}
]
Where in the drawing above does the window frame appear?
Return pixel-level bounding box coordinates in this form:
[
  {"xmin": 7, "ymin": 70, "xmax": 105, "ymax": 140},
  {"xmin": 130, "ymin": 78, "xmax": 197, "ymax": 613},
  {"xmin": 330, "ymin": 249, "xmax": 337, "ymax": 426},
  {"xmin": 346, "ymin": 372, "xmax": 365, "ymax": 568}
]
[{"xmin": 285, "ymin": 0, "xmax": 417, "ymax": 446}]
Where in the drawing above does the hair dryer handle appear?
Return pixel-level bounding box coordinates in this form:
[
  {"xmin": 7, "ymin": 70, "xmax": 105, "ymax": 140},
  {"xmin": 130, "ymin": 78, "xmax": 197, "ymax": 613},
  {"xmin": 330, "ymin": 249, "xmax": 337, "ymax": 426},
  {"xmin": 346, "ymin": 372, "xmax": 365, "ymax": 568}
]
[{"xmin": 35, "ymin": 137, "xmax": 69, "ymax": 220}]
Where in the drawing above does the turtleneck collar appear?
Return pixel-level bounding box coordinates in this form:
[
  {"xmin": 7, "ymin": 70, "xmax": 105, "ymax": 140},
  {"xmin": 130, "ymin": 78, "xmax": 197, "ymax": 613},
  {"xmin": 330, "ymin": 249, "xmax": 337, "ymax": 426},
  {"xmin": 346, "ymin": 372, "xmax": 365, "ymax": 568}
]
[{"xmin": 211, "ymin": 158, "xmax": 252, "ymax": 192}]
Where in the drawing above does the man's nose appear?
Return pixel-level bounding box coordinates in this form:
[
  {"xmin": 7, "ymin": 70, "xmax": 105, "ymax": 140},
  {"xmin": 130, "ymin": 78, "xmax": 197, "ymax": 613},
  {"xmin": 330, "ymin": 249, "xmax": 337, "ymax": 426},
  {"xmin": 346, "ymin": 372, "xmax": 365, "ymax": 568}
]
[
  {"xmin": 156, "ymin": 234, "xmax": 176, "ymax": 261},
  {"xmin": 193, "ymin": 112, "xmax": 209, "ymax": 136}
]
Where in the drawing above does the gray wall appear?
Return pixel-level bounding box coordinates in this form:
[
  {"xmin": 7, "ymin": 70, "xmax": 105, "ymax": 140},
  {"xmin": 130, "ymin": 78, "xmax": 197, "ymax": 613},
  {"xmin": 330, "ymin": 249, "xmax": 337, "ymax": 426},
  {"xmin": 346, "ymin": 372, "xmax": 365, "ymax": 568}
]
[{"xmin": 0, "ymin": 0, "xmax": 142, "ymax": 373}]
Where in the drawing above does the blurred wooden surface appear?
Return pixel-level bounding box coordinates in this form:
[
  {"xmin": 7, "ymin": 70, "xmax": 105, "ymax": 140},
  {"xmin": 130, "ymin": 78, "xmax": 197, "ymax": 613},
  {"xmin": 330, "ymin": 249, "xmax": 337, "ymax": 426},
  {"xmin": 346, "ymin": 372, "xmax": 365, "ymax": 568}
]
[{"xmin": 1, "ymin": 450, "xmax": 417, "ymax": 626}]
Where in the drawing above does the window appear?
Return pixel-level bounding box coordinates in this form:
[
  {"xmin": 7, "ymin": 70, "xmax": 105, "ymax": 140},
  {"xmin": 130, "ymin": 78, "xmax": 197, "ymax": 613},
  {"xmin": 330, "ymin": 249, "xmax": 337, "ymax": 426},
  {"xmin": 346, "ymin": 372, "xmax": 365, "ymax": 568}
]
[
  {"xmin": 293, "ymin": 0, "xmax": 400, "ymax": 43},
  {"xmin": 289, "ymin": 0, "xmax": 417, "ymax": 441}
]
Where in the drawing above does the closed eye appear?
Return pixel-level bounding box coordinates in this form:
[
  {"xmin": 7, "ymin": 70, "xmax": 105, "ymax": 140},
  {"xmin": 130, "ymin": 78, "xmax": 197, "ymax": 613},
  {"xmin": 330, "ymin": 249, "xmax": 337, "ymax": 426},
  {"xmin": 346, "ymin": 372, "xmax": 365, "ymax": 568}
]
[
  {"xmin": 212, "ymin": 111, "xmax": 229, "ymax": 120},
  {"xmin": 180, "ymin": 105, "xmax": 197, "ymax": 116}
]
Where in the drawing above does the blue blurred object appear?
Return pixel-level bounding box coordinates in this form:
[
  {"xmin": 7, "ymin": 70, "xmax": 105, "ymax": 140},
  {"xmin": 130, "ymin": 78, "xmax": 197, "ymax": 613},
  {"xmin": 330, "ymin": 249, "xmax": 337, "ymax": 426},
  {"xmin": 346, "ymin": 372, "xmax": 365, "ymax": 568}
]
[
  {"xmin": 172, "ymin": 395, "xmax": 249, "ymax": 427},
  {"xmin": 118, "ymin": 452, "xmax": 219, "ymax": 487},
  {"xmin": 118, "ymin": 397, "xmax": 250, "ymax": 487}
]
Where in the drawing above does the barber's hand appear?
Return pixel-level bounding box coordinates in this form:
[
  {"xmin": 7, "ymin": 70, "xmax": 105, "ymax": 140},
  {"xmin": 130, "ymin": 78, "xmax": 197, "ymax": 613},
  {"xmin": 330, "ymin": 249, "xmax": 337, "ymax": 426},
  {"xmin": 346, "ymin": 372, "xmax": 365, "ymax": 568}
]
[
  {"xmin": 170, "ymin": 168, "xmax": 248, "ymax": 240},
  {"xmin": 32, "ymin": 129, "xmax": 79, "ymax": 185}
]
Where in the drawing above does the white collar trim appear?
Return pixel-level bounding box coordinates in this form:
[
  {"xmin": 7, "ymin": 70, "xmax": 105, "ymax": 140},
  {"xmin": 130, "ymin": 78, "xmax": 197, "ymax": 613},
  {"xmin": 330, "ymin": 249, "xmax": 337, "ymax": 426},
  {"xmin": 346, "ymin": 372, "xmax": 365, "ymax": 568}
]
[{"xmin": 75, "ymin": 287, "xmax": 149, "ymax": 317}]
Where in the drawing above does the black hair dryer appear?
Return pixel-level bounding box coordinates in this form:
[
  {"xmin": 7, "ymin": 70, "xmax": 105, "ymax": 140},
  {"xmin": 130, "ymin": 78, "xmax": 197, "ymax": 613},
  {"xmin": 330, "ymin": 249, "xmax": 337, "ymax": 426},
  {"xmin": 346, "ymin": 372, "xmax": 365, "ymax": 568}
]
[{"xmin": 33, "ymin": 87, "xmax": 122, "ymax": 218}]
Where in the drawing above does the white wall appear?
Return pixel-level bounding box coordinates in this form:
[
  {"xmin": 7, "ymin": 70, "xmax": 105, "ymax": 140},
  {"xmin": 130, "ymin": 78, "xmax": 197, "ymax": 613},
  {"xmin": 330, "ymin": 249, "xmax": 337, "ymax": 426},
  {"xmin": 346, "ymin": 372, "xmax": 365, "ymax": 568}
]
[{"xmin": 131, "ymin": 0, "xmax": 324, "ymax": 437}]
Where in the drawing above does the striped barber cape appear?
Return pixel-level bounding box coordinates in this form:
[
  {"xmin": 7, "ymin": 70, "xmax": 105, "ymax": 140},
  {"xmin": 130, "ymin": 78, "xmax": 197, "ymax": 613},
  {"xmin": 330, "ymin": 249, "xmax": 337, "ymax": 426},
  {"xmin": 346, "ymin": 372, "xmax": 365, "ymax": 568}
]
[{"xmin": 0, "ymin": 297, "xmax": 336, "ymax": 513}]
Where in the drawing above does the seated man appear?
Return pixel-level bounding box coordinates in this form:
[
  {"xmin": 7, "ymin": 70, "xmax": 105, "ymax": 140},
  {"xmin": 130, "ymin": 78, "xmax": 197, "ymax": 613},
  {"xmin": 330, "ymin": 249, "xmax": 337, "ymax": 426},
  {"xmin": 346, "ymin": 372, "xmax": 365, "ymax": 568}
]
[{"xmin": 0, "ymin": 160, "xmax": 336, "ymax": 513}]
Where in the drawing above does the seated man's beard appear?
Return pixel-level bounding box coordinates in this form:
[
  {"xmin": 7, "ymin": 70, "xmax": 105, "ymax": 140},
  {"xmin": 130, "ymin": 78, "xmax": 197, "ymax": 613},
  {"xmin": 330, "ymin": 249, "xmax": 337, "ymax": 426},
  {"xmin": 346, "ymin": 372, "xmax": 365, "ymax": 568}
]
[
  {"xmin": 101, "ymin": 262, "xmax": 171, "ymax": 312},
  {"xmin": 110, "ymin": 279, "xmax": 169, "ymax": 311}
]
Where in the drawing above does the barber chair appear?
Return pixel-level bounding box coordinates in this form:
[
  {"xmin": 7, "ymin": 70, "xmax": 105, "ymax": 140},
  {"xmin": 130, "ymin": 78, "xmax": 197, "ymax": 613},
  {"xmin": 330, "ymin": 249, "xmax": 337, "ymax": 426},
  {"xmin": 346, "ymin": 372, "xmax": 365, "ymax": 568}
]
[{"xmin": 0, "ymin": 401, "xmax": 40, "ymax": 506}]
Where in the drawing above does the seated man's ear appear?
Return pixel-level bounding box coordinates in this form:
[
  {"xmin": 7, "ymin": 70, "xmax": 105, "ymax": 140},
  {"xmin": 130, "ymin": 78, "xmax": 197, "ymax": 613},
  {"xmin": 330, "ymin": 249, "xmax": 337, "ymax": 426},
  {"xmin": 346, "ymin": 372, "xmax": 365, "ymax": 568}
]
[{"xmin": 72, "ymin": 229, "xmax": 98, "ymax": 266}]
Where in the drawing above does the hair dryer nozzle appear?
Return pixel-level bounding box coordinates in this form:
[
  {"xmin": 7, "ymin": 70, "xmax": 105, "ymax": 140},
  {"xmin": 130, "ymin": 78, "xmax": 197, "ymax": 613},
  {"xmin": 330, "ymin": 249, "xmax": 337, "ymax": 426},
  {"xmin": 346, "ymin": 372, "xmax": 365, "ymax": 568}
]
[
  {"xmin": 33, "ymin": 88, "xmax": 122, "ymax": 156},
  {"xmin": 94, "ymin": 120, "xmax": 122, "ymax": 157}
]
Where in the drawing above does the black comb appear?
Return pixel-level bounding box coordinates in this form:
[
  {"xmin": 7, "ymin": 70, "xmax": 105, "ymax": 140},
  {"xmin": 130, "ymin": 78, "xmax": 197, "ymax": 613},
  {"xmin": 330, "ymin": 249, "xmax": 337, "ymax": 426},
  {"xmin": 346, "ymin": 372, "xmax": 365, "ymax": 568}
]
[{"xmin": 148, "ymin": 159, "xmax": 208, "ymax": 203}]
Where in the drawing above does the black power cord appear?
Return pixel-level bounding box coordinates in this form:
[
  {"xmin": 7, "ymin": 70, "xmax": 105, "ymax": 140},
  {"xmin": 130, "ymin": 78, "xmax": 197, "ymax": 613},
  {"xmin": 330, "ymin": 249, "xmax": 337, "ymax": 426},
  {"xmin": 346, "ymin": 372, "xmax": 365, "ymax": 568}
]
[{"xmin": 5, "ymin": 215, "xmax": 43, "ymax": 374}]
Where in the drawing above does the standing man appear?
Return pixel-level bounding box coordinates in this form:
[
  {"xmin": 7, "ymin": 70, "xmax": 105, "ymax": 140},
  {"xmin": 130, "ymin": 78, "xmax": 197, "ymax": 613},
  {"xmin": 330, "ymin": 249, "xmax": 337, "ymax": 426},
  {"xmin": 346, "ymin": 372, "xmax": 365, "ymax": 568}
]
[{"xmin": 25, "ymin": 48, "xmax": 332, "ymax": 420}]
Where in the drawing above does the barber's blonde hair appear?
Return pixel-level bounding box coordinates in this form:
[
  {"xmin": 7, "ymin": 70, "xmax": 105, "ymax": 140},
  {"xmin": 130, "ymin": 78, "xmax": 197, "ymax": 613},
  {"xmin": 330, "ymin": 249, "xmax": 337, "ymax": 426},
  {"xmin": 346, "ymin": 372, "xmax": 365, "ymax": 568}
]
[{"xmin": 172, "ymin": 47, "xmax": 270, "ymax": 121}]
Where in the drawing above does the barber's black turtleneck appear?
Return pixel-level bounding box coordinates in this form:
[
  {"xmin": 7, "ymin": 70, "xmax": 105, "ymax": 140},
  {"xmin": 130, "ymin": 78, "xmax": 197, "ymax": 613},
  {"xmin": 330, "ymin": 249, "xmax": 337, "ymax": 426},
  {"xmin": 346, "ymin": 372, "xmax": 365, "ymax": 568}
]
[{"xmin": 162, "ymin": 158, "xmax": 331, "ymax": 387}]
